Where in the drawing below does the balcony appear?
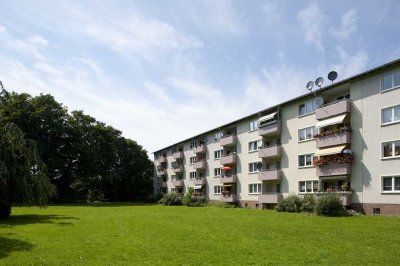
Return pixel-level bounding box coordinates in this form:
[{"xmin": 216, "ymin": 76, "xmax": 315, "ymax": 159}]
[
  {"xmin": 193, "ymin": 178, "xmax": 206, "ymax": 186},
  {"xmin": 220, "ymin": 154, "xmax": 237, "ymax": 165},
  {"xmin": 316, "ymin": 131, "xmax": 351, "ymax": 148},
  {"xmin": 314, "ymin": 192, "xmax": 352, "ymax": 206},
  {"xmin": 220, "ymin": 135, "xmax": 237, "ymax": 147},
  {"xmin": 193, "ymin": 145, "xmax": 206, "ymax": 154},
  {"xmin": 193, "ymin": 160, "xmax": 206, "ymax": 170},
  {"xmin": 258, "ymin": 170, "xmax": 282, "ymax": 181},
  {"xmin": 220, "ymin": 175, "xmax": 237, "ymax": 184},
  {"xmin": 173, "ymin": 151, "xmax": 184, "ymax": 160},
  {"xmin": 173, "ymin": 180, "xmax": 183, "ymax": 187},
  {"xmin": 172, "ymin": 165, "xmax": 183, "ymax": 173},
  {"xmin": 258, "ymin": 145, "xmax": 282, "ymax": 159},
  {"xmin": 317, "ymin": 163, "xmax": 351, "ymax": 177},
  {"xmin": 156, "ymin": 168, "xmax": 167, "ymax": 175},
  {"xmin": 258, "ymin": 121, "xmax": 281, "ymax": 136},
  {"xmin": 220, "ymin": 194, "xmax": 237, "ymax": 203},
  {"xmin": 316, "ymin": 99, "xmax": 351, "ymax": 120},
  {"xmin": 156, "ymin": 156, "xmax": 167, "ymax": 164},
  {"xmin": 258, "ymin": 193, "xmax": 283, "ymax": 204}
]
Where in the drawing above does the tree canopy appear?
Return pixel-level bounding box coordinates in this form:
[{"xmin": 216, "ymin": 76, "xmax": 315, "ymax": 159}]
[{"xmin": 0, "ymin": 88, "xmax": 154, "ymax": 217}]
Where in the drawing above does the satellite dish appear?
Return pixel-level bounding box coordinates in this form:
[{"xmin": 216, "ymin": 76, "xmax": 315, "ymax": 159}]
[
  {"xmin": 315, "ymin": 77, "xmax": 324, "ymax": 88},
  {"xmin": 306, "ymin": 81, "xmax": 314, "ymax": 92},
  {"xmin": 256, "ymin": 162, "xmax": 263, "ymax": 171},
  {"xmin": 328, "ymin": 71, "xmax": 338, "ymax": 84},
  {"xmin": 314, "ymin": 97, "xmax": 325, "ymax": 107}
]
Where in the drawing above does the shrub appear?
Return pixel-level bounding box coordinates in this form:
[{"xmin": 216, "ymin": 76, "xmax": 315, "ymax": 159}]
[
  {"xmin": 146, "ymin": 193, "xmax": 162, "ymax": 203},
  {"xmin": 0, "ymin": 202, "xmax": 11, "ymax": 219},
  {"xmin": 315, "ymin": 193, "xmax": 345, "ymax": 216},
  {"xmin": 301, "ymin": 194, "xmax": 316, "ymax": 212},
  {"xmin": 182, "ymin": 188, "xmax": 206, "ymax": 207},
  {"xmin": 275, "ymin": 194, "xmax": 302, "ymax": 213},
  {"xmin": 158, "ymin": 193, "xmax": 182, "ymax": 206}
]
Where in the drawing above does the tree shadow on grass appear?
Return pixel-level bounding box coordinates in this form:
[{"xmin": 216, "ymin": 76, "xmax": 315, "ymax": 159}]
[
  {"xmin": 0, "ymin": 214, "xmax": 79, "ymax": 227},
  {"xmin": 51, "ymin": 202, "xmax": 159, "ymax": 208},
  {"xmin": 0, "ymin": 235, "xmax": 34, "ymax": 259}
]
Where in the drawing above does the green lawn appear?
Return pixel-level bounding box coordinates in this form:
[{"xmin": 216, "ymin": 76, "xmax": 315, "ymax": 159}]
[{"xmin": 1, "ymin": 204, "xmax": 399, "ymax": 265}]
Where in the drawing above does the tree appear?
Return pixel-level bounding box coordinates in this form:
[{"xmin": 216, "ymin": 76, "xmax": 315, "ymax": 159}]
[{"xmin": 0, "ymin": 122, "xmax": 56, "ymax": 218}]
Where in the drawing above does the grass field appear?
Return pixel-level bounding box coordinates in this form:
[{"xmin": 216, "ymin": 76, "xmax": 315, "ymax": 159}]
[{"xmin": 1, "ymin": 203, "xmax": 400, "ymax": 265}]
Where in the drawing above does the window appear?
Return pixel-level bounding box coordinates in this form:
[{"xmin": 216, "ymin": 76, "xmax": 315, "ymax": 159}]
[
  {"xmin": 298, "ymin": 99, "xmax": 316, "ymax": 116},
  {"xmin": 299, "ymin": 180, "xmax": 319, "ymax": 193},
  {"xmin": 249, "ymin": 162, "xmax": 261, "ymax": 173},
  {"xmin": 214, "ymin": 168, "xmax": 221, "ymax": 177},
  {"xmin": 382, "ymin": 71, "xmax": 400, "ymax": 92},
  {"xmin": 298, "ymin": 126, "xmax": 316, "ymax": 142},
  {"xmin": 214, "ymin": 185, "xmax": 222, "ymax": 194},
  {"xmin": 382, "ymin": 140, "xmax": 400, "ymax": 158},
  {"xmin": 382, "ymin": 176, "xmax": 400, "ymax": 192},
  {"xmin": 189, "ymin": 141, "xmax": 196, "ymax": 149},
  {"xmin": 298, "ymin": 154, "xmax": 314, "ymax": 167},
  {"xmin": 171, "ymin": 188, "xmax": 177, "ymax": 193},
  {"xmin": 214, "ymin": 132, "xmax": 223, "ymax": 141},
  {"xmin": 214, "ymin": 150, "xmax": 222, "ymax": 159},
  {"xmin": 249, "ymin": 183, "xmax": 262, "ymax": 194},
  {"xmin": 190, "ymin": 172, "xmax": 197, "ymax": 180},
  {"xmin": 190, "ymin": 156, "xmax": 196, "ymax": 164},
  {"xmin": 171, "ymin": 175, "xmax": 176, "ymax": 181},
  {"xmin": 248, "ymin": 140, "xmax": 262, "ymax": 152},
  {"xmin": 382, "ymin": 105, "xmax": 400, "ymax": 125},
  {"xmin": 249, "ymin": 120, "xmax": 258, "ymax": 131}
]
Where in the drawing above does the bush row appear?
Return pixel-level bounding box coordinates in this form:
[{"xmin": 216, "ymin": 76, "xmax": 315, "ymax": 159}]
[{"xmin": 158, "ymin": 188, "xmax": 206, "ymax": 207}]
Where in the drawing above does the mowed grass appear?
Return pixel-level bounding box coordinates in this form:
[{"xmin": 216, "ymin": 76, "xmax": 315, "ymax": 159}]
[{"xmin": 1, "ymin": 204, "xmax": 400, "ymax": 265}]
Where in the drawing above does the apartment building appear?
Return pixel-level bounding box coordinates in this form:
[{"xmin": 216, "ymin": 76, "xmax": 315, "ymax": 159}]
[{"xmin": 153, "ymin": 59, "xmax": 400, "ymax": 215}]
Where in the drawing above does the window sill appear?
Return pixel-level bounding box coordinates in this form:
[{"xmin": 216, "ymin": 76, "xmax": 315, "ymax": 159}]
[
  {"xmin": 249, "ymin": 171, "xmax": 260, "ymax": 174},
  {"xmin": 298, "ymin": 166, "xmax": 315, "ymax": 169},
  {"xmin": 381, "ymin": 85, "xmax": 400, "ymax": 93},
  {"xmin": 297, "ymin": 111, "xmax": 315, "ymax": 119},
  {"xmin": 381, "ymin": 121, "xmax": 400, "ymax": 127},
  {"xmin": 214, "ymin": 158, "xmax": 220, "ymax": 160},
  {"xmin": 214, "ymin": 176, "xmax": 220, "ymax": 178},
  {"xmin": 214, "ymin": 193, "xmax": 221, "ymax": 195},
  {"xmin": 249, "ymin": 193, "xmax": 261, "ymax": 195},
  {"xmin": 248, "ymin": 129, "xmax": 258, "ymax": 133},
  {"xmin": 381, "ymin": 191, "xmax": 400, "ymax": 194},
  {"xmin": 298, "ymin": 138, "xmax": 315, "ymax": 143},
  {"xmin": 248, "ymin": 150, "xmax": 259, "ymax": 154},
  {"xmin": 381, "ymin": 156, "xmax": 400, "ymax": 160}
]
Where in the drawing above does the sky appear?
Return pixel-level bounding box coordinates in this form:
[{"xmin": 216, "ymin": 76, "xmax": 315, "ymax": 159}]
[{"xmin": 0, "ymin": 0, "xmax": 399, "ymax": 154}]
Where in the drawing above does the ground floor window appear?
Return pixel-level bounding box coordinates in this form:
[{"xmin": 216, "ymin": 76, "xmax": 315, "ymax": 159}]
[
  {"xmin": 214, "ymin": 186, "xmax": 222, "ymax": 194},
  {"xmin": 249, "ymin": 183, "xmax": 262, "ymax": 194},
  {"xmin": 382, "ymin": 176, "xmax": 400, "ymax": 192},
  {"xmin": 299, "ymin": 180, "xmax": 319, "ymax": 193}
]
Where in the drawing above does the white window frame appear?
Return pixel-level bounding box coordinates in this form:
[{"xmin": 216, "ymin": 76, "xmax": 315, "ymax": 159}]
[
  {"xmin": 214, "ymin": 132, "xmax": 223, "ymax": 142},
  {"xmin": 299, "ymin": 180, "xmax": 319, "ymax": 193},
  {"xmin": 248, "ymin": 183, "xmax": 262, "ymax": 195},
  {"xmin": 189, "ymin": 171, "xmax": 197, "ymax": 180},
  {"xmin": 248, "ymin": 140, "xmax": 262, "ymax": 153},
  {"xmin": 214, "ymin": 185, "xmax": 222, "ymax": 195},
  {"xmin": 381, "ymin": 104, "xmax": 400, "ymax": 126},
  {"xmin": 298, "ymin": 99, "xmax": 316, "ymax": 117},
  {"xmin": 249, "ymin": 120, "xmax": 258, "ymax": 132},
  {"xmin": 190, "ymin": 156, "xmax": 196, "ymax": 164},
  {"xmin": 298, "ymin": 153, "xmax": 315, "ymax": 168},
  {"xmin": 298, "ymin": 126, "xmax": 316, "ymax": 142},
  {"xmin": 214, "ymin": 168, "xmax": 221, "ymax": 177},
  {"xmin": 381, "ymin": 70, "xmax": 400, "ymax": 92},
  {"xmin": 249, "ymin": 162, "xmax": 261, "ymax": 173},
  {"xmin": 381, "ymin": 176, "xmax": 400, "ymax": 193},
  {"xmin": 189, "ymin": 141, "xmax": 196, "ymax": 149},
  {"xmin": 214, "ymin": 149, "xmax": 222, "ymax": 160},
  {"xmin": 381, "ymin": 140, "xmax": 400, "ymax": 159}
]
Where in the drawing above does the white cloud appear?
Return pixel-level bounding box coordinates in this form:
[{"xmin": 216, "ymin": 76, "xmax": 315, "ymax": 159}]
[
  {"xmin": 298, "ymin": 2, "xmax": 324, "ymax": 52},
  {"xmin": 332, "ymin": 47, "xmax": 368, "ymax": 78},
  {"xmin": 28, "ymin": 35, "xmax": 49, "ymax": 46},
  {"xmin": 0, "ymin": 24, "xmax": 6, "ymax": 34},
  {"xmin": 333, "ymin": 9, "xmax": 358, "ymax": 40},
  {"xmin": 204, "ymin": 0, "xmax": 244, "ymax": 34}
]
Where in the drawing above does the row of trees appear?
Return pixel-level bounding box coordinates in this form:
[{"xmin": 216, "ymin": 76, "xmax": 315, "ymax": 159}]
[{"xmin": 0, "ymin": 88, "xmax": 154, "ymax": 218}]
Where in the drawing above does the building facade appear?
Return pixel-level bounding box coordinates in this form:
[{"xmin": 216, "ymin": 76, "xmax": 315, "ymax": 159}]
[{"xmin": 153, "ymin": 59, "xmax": 400, "ymax": 215}]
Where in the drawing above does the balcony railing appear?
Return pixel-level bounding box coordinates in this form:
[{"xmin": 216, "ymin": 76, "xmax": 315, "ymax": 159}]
[
  {"xmin": 317, "ymin": 163, "xmax": 351, "ymax": 177},
  {"xmin": 173, "ymin": 151, "xmax": 184, "ymax": 160},
  {"xmin": 220, "ymin": 154, "xmax": 237, "ymax": 165},
  {"xmin": 173, "ymin": 180, "xmax": 183, "ymax": 187},
  {"xmin": 193, "ymin": 178, "xmax": 206, "ymax": 185},
  {"xmin": 258, "ymin": 193, "xmax": 282, "ymax": 204},
  {"xmin": 220, "ymin": 174, "xmax": 237, "ymax": 183},
  {"xmin": 156, "ymin": 168, "xmax": 167, "ymax": 175},
  {"xmin": 220, "ymin": 194, "xmax": 237, "ymax": 203},
  {"xmin": 314, "ymin": 192, "xmax": 352, "ymax": 206},
  {"xmin": 258, "ymin": 121, "xmax": 281, "ymax": 137},
  {"xmin": 316, "ymin": 99, "xmax": 351, "ymax": 120},
  {"xmin": 156, "ymin": 156, "xmax": 167, "ymax": 164},
  {"xmin": 258, "ymin": 145, "xmax": 282, "ymax": 159},
  {"xmin": 220, "ymin": 135, "xmax": 237, "ymax": 146},
  {"xmin": 193, "ymin": 145, "xmax": 206, "ymax": 154},
  {"xmin": 193, "ymin": 160, "xmax": 206, "ymax": 170},
  {"xmin": 316, "ymin": 131, "xmax": 351, "ymax": 148},
  {"xmin": 172, "ymin": 165, "xmax": 183, "ymax": 173},
  {"xmin": 258, "ymin": 169, "xmax": 282, "ymax": 181}
]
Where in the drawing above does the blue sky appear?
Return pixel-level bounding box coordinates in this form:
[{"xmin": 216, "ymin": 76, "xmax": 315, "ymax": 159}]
[{"xmin": 1, "ymin": 0, "xmax": 399, "ymax": 153}]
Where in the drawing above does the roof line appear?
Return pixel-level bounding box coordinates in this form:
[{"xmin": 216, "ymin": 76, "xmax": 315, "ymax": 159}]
[{"xmin": 152, "ymin": 58, "xmax": 400, "ymax": 154}]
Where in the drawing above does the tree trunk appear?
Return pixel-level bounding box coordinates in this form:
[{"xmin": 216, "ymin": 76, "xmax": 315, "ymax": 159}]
[{"xmin": 0, "ymin": 202, "xmax": 11, "ymax": 219}]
